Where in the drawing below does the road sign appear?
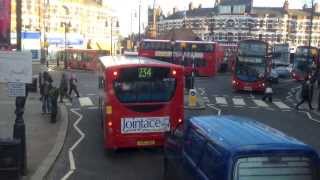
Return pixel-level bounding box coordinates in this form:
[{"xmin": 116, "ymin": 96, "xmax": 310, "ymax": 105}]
[
  {"xmin": 8, "ymin": 82, "xmax": 26, "ymax": 97},
  {"xmin": 0, "ymin": 51, "xmax": 32, "ymax": 83}
]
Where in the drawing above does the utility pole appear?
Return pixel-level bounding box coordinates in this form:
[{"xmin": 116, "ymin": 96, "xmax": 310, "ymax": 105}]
[
  {"xmin": 139, "ymin": 0, "xmax": 141, "ymax": 42},
  {"xmin": 111, "ymin": 19, "xmax": 113, "ymax": 55}
]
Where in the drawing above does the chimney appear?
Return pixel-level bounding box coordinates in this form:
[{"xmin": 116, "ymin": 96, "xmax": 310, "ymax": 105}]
[
  {"xmin": 173, "ymin": 6, "xmax": 178, "ymax": 14},
  {"xmin": 215, "ymin": 0, "xmax": 220, "ymax": 7},
  {"xmin": 283, "ymin": 0, "xmax": 289, "ymax": 13},
  {"xmin": 198, "ymin": 4, "xmax": 202, "ymax": 9},
  {"xmin": 189, "ymin": 2, "xmax": 193, "ymax": 11},
  {"xmin": 303, "ymin": 4, "xmax": 308, "ymax": 10},
  {"xmin": 315, "ymin": 3, "xmax": 320, "ymax": 13}
]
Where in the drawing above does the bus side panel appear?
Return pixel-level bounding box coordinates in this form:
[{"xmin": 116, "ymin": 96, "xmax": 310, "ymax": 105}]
[
  {"xmin": 138, "ymin": 50, "xmax": 155, "ymax": 58},
  {"xmin": 198, "ymin": 53, "xmax": 214, "ymax": 77}
]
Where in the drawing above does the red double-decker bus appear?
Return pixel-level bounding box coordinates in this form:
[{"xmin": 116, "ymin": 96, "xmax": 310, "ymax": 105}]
[
  {"xmin": 139, "ymin": 39, "xmax": 224, "ymax": 77},
  {"xmin": 56, "ymin": 49, "xmax": 108, "ymax": 70},
  {"xmin": 97, "ymin": 56, "xmax": 184, "ymax": 150},
  {"xmin": 232, "ymin": 40, "xmax": 271, "ymax": 92},
  {"xmin": 292, "ymin": 46, "xmax": 319, "ymax": 81}
]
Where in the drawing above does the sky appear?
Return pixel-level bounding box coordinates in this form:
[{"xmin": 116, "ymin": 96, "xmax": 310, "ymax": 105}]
[{"xmin": 108, "ymin": 0, "xmax": 320, "ymax": 36}]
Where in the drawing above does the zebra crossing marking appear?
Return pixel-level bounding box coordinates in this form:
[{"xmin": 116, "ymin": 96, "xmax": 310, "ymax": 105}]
[
  {"xmin": 253, "ymin": 100, "xmax": 269, "ymax": 108},
  {"xmin": 232, "ymin": 98, "xmax": 246, "ymax": 106},
  {"xmin": 65, "ymin": 102, "xmax": 72, "ymax": 106},
  {"xmin": 79, "ymin": 97, "xmax": 93, "ymax": 107},
  {"xmin": 215, "ymin": 97, "xmax": 227, "ymax": 105},
  {"xmin": 273, "ymin": 101, "xmax": 291, "ymax": 109}
]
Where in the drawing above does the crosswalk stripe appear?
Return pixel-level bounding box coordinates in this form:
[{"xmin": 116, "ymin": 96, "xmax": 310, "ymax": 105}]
[
  {"xmin": 273, "ymin": 101, "xmax": 291, "ymax": 109},
  {"xmin": 253, "ymin": 100, "xmax": 269, "ymax": 108},
  {"xmin": 232, "ymin": 98, "xmax": 246, "ymax": 106},
  {"xmin": 79, "ymin": 97, "xmax": 93, "ymax": 107},
  {"xmin": 215, "ymin": 97, "xmax": 227, "ymax": 105}
]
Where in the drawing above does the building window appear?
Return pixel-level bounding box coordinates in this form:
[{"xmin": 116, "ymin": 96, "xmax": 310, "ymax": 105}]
[{"xmin": 260, "ymin": 20, "xmax": 264, "ymax": 27}]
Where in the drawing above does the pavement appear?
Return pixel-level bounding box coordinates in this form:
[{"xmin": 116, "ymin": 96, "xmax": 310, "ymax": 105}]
[{"xmin": 0, "ymin": 62, "xmax": 69, "ymax": 180}]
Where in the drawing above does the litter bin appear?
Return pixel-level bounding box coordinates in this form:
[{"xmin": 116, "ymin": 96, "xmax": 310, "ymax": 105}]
[
  {"xmin": 0, "ymin": 138, "xmax": 21, "ymax": 180},
  {"xmin": 27, "ymin": 75, "xmax": 38, "ymax": 93}
]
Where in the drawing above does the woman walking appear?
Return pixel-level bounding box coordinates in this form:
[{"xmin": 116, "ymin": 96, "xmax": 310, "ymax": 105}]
[{"xmin": 59, "ymin": 73, "xmax": 69, "ymax": 103}]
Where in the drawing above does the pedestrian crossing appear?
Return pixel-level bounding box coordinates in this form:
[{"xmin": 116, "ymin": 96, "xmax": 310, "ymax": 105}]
[{"xmin": 209, "ymin": 96, "xmax": 292, "ymax": 111}]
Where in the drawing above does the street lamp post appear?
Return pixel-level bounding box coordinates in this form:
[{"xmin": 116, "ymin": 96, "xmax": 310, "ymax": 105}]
[
  {"xmin": 61, "ymin": 22, "xmax": 70, "ymax": 69},
  {"xmin": 191, "ymin": 44, "xmax": 197, "ymax": 89},
  {"xmin": 171, "ymin": 39, "xmax": 175, "ymax": 64},
  {"xmin": 106, "ymin": 17, "xmax": 119, "ymax": 56},
  {"xmin": 14, "ymin": 0, "xmax": 28, "ymax": 175}
]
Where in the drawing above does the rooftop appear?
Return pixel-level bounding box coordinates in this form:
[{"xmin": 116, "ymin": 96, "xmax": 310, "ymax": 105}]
[
  {"xmin": 99, "ymin": 56, "xmax": 180, "ymax": 69},
  {"xmin": 190, "ymin": 115, "xmax": 308, "ymax": 150},
  {"xmin": 165, "ymin": 8, "xmax": 216, "ymax": 20}
]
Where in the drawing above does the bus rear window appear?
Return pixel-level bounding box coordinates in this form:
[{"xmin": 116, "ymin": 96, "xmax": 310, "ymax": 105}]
[
  {"xmin": 234, "ymin": 156, "xmax": 316, "ymax": 180},
  {"xmin": 113, "ymin": 67, "xmax": 176, "ymax": 103}
]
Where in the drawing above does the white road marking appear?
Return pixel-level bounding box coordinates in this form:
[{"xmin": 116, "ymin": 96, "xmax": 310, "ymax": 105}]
[
  {"xmin": 215, "ymin": 97, "xmax": 227, "ymax": 105},
  {"xmin": 273, "ymin": 101, "xmax": 291, "ymax": 109},
  {"xmin": 87, "ymin": 93, "xmax": 96, "ymax": 96},
  {"xmin": 198, "ymin": 88, "xmax": 205, "ymax": 96},
  {"xmin": 79, "ymin": 97, "xmax": 93, "ymax": 107},
  {"xmin": 301, "ymin": 111, "xmax": 320, "ymax": 124},
  {"xmin": 253, "ymin": 100, "xmax": 269, "ymax": 108},
  {"xmin": 65, "ymin": 102, "xmax": 72, "ymax": 106},
  {"xmin": 61, "ymin": 109, "xmax": 85, "ymax": 180},
  {"xmin": 232, "ymin": 98, "xmax": 245, "ymax": 106},
  {"xmin": 87, "ymin": 106, "xmax": 99, "ymax": 110},
  {"xmin": 207, "ymin": 103, "xmax": 222, "ymax": 116}
]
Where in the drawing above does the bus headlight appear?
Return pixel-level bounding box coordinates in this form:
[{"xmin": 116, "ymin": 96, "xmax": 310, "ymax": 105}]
[
  {"xmin": 178, "ymin": 118, "xmax": 182, "ymax": 123},
  {"xmin": 232, "ymin": 80, "xmax": 236, "ymax": 84},
  {"xmin": 108, "ymin": 121, "xmax": 113, "ymax": 127},
  {"xmin": 262, "ymin": 83, "xmax": 265, "ymax": 87}
]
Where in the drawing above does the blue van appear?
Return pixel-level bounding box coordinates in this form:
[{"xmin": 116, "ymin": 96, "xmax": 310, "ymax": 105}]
[{"xmin": 163, "ymin": 115, "xmax": 320, "ymax": 180}]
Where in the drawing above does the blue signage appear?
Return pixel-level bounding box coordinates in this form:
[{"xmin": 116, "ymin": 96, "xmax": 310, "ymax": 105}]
[{"xmin": 22, "ymin": 32, "xmax": 41, "ymax": 39}]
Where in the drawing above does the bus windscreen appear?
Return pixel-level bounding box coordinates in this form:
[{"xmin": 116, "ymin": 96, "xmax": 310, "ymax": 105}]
[
  {"xmin": 113, "ymin": 67, "xmax": 176, "ymax": 103},
  {"xmin": 239, "ymin": 42, "xmax": 267, "ymax": 57}
]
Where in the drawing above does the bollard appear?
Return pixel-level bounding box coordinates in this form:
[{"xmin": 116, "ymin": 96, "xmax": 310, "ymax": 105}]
[
  {"xmin": 188, "ymin": 89, "xmax": 197, "ymax": 107},
  {"xmin": 0, "ymin": 138, "xmax": 21, "ymax": 180}
]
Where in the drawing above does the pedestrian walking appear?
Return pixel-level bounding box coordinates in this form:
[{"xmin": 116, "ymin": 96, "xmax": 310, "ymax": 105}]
[
  {"xmin": 296, "ymin": 78, "xmax": 314, "ymax": 110},
  {"xmin": 42, "ymin": 71, "xmax": 53, "ymax": 114},
  {"xmin": 39, "ymin": 72, "xmax": 43, "ymax": 101},
  {"xmin": 69, "ymin": 73, "xmax": 80, "ymax": 98},
  {"xmin": 49, "ymin": 86, "xmax": 59, "ymax": 123},
  {"xmin": 262, "ymin": 80, "xmax": 273, "ymax": 102},
  {"xmin": 59, "ymin": 73, "xmax": 69, "ymax": 103}
]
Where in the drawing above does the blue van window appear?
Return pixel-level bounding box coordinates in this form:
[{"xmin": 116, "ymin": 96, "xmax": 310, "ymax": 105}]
[
  {"xmin": 199, "ymin": 144, "xmax": 223, "ymax": 179},
  {"xmin": 234, "ymin": 156, "xmax": 316, "ymax": 180},
  {"xmin": 185, "ymin": 129, "xmax": 206, "ymax": 164}
]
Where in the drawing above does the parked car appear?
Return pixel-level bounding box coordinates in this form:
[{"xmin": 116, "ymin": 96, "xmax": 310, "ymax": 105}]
[{"xmin": 163, "ymin": 115, "xmax": 320, "ymax": 180}]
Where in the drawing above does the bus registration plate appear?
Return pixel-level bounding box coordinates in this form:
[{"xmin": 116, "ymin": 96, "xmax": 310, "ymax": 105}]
[
  {"xmin": 244, "ymin": 86, "xmax": 252, "ymax": 91},
  {"xmin": 121, "ymin": 116, "xmax": 170, "ymax": 134}
]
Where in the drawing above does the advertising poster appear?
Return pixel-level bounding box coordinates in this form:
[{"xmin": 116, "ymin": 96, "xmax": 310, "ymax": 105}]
[{"xmin": 0, "ymin": 0, "xmax": 11, "ymax": 49}]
